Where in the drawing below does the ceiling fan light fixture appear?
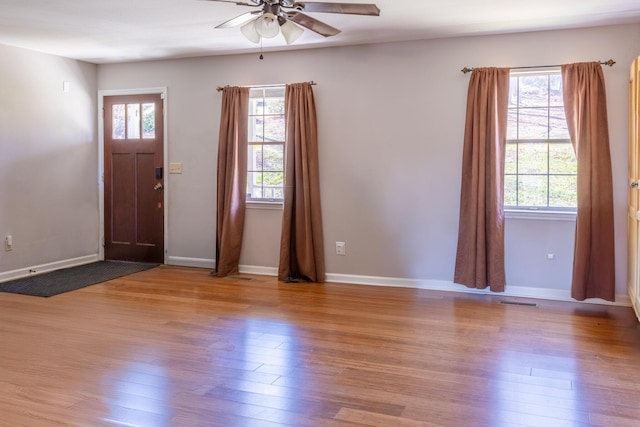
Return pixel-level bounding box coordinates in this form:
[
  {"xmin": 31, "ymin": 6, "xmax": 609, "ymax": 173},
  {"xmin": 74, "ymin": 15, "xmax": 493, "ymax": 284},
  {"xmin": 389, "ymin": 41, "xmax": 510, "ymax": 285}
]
[
  {"xmin": 280, "ymin": 20, "xmax": 304, "ymax": 45},
  {"xmin": 240, "ymin": 19, "xmax": 261, "ymax": 43},
  {"xmin": 255, "ymin": 13, "xmax": 280, "ymax": 38}
]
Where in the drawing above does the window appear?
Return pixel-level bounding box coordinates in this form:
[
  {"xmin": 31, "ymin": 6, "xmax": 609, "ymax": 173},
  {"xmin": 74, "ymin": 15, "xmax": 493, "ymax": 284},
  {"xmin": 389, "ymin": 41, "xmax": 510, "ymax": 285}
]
[
  {"xmin": 247, "ymin": 87, "xmax": 285, "ymax": 203},
  {"xmin": 111, "ymin": 102, "xmax": 156, "ymax": 140},
  {"xmin": 505, "ymin": 72, "xmax": 577, "ymax": 211}
]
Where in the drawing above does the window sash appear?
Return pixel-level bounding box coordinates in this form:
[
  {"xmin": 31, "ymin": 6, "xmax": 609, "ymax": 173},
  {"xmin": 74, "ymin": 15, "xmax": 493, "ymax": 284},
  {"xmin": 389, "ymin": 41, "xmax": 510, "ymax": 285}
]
[
  {"xmin": 505, "ymin": 71, "xmax": 576, "ymax": 212},
  {"xmin": 247, "ymin": 86, "xmax": 285, "ymax": 203},
  {"xmin": 504, "ymin": 139, "xmax": 576, "ymax": 212}
]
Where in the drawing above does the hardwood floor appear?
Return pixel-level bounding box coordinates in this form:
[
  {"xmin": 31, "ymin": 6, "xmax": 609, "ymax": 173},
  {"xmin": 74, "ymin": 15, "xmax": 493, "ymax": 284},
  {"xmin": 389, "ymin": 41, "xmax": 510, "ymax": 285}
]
[{"xmin": 0, "ymin": 265, "xmax": 639, "ymax": 426}]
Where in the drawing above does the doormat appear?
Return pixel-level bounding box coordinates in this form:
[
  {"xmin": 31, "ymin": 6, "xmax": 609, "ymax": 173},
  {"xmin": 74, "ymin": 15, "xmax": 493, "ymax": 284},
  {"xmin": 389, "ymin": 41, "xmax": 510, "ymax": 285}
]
[{"xmin": 0, "ymin": 261, "xmax": 159, "ymax": 297}]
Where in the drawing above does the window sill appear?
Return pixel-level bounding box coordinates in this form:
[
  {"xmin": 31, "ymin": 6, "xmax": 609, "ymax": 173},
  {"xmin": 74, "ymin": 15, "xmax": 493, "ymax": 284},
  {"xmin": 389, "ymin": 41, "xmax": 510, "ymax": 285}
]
[
  {"xmin": 246, "ymin": 201, "xmax": 283, "ymax": 211},
  {"xmin": 505, "ymin": 209, "xmax": 576, "ymax": 221}
]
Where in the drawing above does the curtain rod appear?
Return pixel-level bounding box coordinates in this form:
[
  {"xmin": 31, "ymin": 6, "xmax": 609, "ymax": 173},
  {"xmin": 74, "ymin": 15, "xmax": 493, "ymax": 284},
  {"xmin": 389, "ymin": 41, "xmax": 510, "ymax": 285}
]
[
  {"xmin": 216, "ymin": 81, "xmax": 317, "ymax": 92},
  {"xmin": 460, "ymin": 59, "xmax": 616, "ymax": 74}
]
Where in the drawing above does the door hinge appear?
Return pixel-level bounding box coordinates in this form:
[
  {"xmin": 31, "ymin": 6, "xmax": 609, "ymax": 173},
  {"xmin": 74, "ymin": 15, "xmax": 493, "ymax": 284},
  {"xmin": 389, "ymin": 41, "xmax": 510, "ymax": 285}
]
[{"xmin": 160, "ymin": 93, "xmax": 165, "ymax": 100}]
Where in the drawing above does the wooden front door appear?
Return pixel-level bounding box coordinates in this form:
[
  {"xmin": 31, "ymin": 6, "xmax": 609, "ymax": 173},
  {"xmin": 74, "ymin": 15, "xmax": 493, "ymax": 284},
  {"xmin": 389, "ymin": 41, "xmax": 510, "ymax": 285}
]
[
  {"xmin": 104, "ymin": 94, "xmax": 164, "ymax": 263},
  {"xmin": 628, "ymin": 58, "xmax": 640, "ymax": 318}
]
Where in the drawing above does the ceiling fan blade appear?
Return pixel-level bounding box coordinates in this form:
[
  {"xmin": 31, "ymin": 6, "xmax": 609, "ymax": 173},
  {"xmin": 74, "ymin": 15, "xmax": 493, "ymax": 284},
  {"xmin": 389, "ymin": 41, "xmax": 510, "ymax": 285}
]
[
  {"xmin": 201, "ymin": 0, "xmax": 261, "ymax": 5},
  {"xmin": 290, "ymin": 2, "xmax": 380, "ymax": 16},
  {"xmin": 286, "ymin": 12, "xmax": 341, "ymax": 37},
  {"xmin": 215, "ymin": 11, "xmax": 261, "ymax": 28}
]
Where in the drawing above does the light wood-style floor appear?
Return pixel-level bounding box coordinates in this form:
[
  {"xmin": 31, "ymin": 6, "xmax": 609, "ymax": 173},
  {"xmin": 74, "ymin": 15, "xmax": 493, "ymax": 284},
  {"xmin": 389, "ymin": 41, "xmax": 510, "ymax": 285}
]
[{"xmin": 0, "ymin": 265, "xmax": 639, "ymax": 427}]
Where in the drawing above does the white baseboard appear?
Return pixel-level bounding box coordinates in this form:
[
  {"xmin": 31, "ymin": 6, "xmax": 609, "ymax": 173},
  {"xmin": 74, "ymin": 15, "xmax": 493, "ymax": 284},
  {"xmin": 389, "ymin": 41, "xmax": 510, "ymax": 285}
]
[
  {"xmin": 167, "ymin": 256, "xmax": 215, "ymax": 269},
  {"xmin": 166, "ymin": 257, "xmax": 279, "ymax": 277},
  {"xmin": 325, "ymin": 273, "xmax": 632, "ymax": 307},
  {"xmin": 239, "ymin": 265, "xmax": 279, "ymax": 276},
  {"xmin": 144, "ymin": 257, "xmax": 634, "ymax": 308},
  {"xmin": 0, "ymin": 254, "xmax": 100, "ymax": 284}
]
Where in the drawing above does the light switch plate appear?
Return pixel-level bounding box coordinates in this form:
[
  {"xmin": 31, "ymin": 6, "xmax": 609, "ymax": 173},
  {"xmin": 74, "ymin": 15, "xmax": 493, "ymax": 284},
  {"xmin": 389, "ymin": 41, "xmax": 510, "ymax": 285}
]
[{"xmin": 169, "ymin": 162, "xmax": 183, "ymax": 174}]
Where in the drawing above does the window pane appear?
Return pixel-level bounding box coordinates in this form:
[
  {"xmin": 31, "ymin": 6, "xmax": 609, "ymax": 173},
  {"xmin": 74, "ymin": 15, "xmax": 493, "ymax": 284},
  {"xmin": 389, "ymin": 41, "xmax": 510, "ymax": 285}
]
[
  {"xmin": 262, "ymin": 144, "xmax": 283, "ymax": 171},
  {"xmin": 264, "ymin": 97, "xmax": 284, "ymax": 114},
  {"xmin": 549, "ymin": 74, "xmax": 563, "ymax": 106},
  {"xmin": 262, "ymin": 172, "xmax": 283, "ymax": 199},
  {"xmin": 504, "ymin": 175, "xmax": 517, "ymax": 206},
  {"xmin": 518, "ymin": 142, "xmax": 548, "ymax": 174},
  {"xmin": 112, "ymin": 104, "xmax": 125, "ymax": 139},
  {"xmin": 247, "ymin": 86, "xmax": 285, "ymax": 202},
  {"xmin": 505, "ymin": 143, "xmax": 517, "ymax": 174},
  {"xmin": 249, "ymin": 98, "xmax": 265, "ymax": 115},
  {"xmin": 248, "ymin": 116, "xmax": 265, "ymax": 142},
  {"xmin": 507, "ymin": 110, "xmax": 518, "ymax": 139},
  {"xmin": 549, "ymin": 175, "xmax": 577, "ymax": 207},
  {"xmin": 519, "ymin": 75, "xmax": 548, "ymax": 107},
  {"xmin": 549, "ymin": 107, "xmax": 570, "ymax": 139},
  {"xmin": 518, "ymin": 108, "xmax": 548, "ymax": 139},
  {"xmin": 549, "ymin": 143, "xmax": 576, "ymax": 174},
  {"xmin": 263, "ymin": 116, "xmax": 285, "ymax": 142},
  {"xmin": 508, "ymin": 76, "xmax": 519, "ymax": 108},
  {"xmin": 247, "ymin": 171, "xmax": 263, "ymax": 199},
  {"xmin": 142, "ymin": 103, "xmax": 155, "ymax": 139},
  {"xmin": 127, "ymin": 104, "xmax": 140, "ymax": 139},
  {"xmin": 518, "ymin": 175, "xmax": 548, "ymax": 207},
  {"xmin": 248, "ymin": 145, "xmax": 263, "ymax": 171}
]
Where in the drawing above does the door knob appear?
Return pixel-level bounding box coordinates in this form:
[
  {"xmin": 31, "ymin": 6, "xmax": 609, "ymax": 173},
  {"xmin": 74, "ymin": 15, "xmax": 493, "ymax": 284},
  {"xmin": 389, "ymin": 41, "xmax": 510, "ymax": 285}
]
[{"xmin": 154, "ymin": 183, "xmax": 164, "ymax": 191}]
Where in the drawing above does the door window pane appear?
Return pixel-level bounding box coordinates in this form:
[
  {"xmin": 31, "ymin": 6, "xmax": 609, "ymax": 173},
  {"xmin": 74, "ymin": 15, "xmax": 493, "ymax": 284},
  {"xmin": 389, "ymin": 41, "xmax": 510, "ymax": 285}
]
[
  {"xmin": 112, "ymin": 104, "xmax": 125, "ymax": 139},
  {"xmin": 127, "ymin": 104, "xmax": 140, "ymax": 139},
  {"xmin": 142, "ymin": 103, "xmax": 155, "ymax": 139}
]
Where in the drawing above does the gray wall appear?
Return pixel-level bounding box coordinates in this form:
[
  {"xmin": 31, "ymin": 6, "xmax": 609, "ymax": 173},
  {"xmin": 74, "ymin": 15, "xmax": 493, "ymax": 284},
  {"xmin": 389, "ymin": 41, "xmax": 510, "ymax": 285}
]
[
  {"xmin": 0, "ymin": 44, "xmax": 98, "ymax": 274},
  {"xmin": 97, "ymin": 24, "xmax": 639, "ymax": 300},
  {"xmin": 3, "ymin": 23, "xmax": 638, "ymax": 301}
]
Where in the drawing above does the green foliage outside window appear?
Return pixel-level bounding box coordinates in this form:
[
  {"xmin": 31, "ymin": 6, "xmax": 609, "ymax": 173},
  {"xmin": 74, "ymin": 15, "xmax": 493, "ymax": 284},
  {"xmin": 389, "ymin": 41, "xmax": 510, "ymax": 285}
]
[{"xmin": 505, "ymin": 73, "xmax": 576, "ymax": 211}]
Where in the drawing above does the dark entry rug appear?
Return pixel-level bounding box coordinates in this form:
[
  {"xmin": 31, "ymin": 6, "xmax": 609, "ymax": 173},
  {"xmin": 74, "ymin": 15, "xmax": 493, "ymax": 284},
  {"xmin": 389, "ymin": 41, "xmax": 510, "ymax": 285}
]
[{"xmin": 0, "ymin": 261, "xmax": 159, "ymax": 297}]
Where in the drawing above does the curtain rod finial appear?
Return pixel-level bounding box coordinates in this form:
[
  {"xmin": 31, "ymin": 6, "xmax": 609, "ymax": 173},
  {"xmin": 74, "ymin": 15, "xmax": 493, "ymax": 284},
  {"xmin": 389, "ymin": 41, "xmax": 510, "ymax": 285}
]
[
  {"xmin": 461, "ymin": 67, "xmax": 473, "ymax": 74},
  {"xmin": 604, "ymin": 59, "xmax": 616, "ymax": 67}
]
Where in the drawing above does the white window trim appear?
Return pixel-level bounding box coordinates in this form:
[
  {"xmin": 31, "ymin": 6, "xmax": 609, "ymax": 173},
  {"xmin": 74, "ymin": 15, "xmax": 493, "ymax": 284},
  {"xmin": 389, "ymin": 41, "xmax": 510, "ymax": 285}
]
[
  {"xmin": 247, "ymin": 85, "xmax": 286, "ymax": 204},
  {"xmin": 246, "ymin": 200, "xmax": 283, "ymax": 210},
  {"xmin": 505, "ymin": 209, "xmax": 576, "ymax": 221},
  {"xmin": 505, "ymin": 69, "xmax": 577, "ymax": 216}
]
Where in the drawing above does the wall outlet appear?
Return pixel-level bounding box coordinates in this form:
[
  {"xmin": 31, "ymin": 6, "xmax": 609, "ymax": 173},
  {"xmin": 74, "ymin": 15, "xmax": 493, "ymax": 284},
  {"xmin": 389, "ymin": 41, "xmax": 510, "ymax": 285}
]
[
  {"xmin": 336, "ymin": 241, "xmax": 346, "ymax": 256},
  {"xmin": 546, "ymin": 253, "xmax": 555, "ymax": 260},
  {"xmin": 5, "ymin": 235, "xmax": 13, "ymax": 251}
]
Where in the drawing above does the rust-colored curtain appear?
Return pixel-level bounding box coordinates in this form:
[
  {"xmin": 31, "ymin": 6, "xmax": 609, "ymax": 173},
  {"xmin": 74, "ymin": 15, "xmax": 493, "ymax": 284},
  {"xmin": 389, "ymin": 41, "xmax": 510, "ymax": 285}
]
[
  {"xmin": 278, "ymin": 83, "xmax": 325, "ymax": 282},
  {"xmin": 454, "ymin": 67, "xmax": 510, "ymax": 292},
  {"xmin": 562, "ymin": 62, "xmax": 615, "ymax": 301},
  {"xmin": 215, "ymin": 86, "xmax": 249, "ymax": 277}
]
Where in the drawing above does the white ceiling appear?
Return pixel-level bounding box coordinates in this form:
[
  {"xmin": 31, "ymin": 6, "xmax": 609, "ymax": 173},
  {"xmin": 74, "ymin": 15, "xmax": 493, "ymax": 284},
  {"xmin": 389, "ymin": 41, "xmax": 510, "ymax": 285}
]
[{"xmin": 1, "ymin": 0, "xmax": 639, "ymax": 64}]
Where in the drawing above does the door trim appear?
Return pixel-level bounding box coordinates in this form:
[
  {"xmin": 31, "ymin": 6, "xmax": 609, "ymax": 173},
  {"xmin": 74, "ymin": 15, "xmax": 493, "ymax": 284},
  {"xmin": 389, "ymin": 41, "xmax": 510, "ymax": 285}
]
[{"xmin": 98, "ymin": 87, "xmax": 168, "ymax": 263}]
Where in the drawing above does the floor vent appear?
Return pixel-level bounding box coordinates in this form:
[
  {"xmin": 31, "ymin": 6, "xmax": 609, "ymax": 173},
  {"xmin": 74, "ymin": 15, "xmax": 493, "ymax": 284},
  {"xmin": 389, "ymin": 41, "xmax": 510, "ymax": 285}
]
[
  {"xmin": 225, "ymin": 276, "xmax": 254, "ymax": 281},
  {"xmin": 500, "ymin": 300, "xmax": 538, "ymax": 307}
]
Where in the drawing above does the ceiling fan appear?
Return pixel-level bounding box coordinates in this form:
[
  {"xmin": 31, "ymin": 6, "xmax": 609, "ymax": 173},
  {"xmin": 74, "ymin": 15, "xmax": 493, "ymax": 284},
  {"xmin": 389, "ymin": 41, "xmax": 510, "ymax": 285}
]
[{"xmin": 204, "ymin": 0, "xmax": 380, "ymax": 45}]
